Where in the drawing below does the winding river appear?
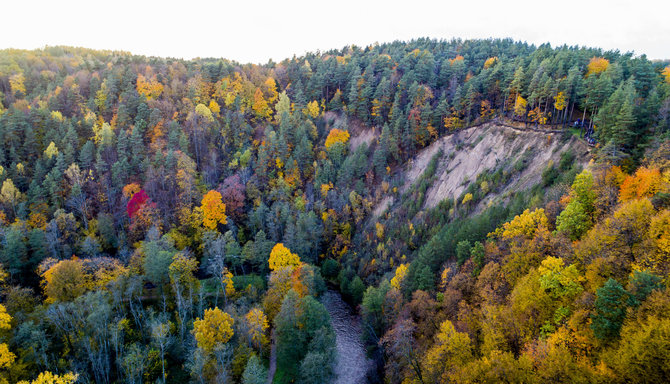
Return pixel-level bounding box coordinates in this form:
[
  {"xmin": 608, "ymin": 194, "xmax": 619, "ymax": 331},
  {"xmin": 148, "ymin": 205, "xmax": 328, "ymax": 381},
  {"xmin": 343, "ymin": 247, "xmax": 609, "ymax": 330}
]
[{"xmin": 321, "ymin": 290, "xmax": 374, "ymax": 384}]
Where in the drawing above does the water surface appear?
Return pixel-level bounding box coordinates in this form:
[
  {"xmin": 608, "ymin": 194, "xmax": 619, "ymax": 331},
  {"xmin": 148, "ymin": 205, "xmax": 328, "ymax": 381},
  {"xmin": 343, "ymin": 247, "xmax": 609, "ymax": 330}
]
[{"xmin": 321, "ymin": 290, "xmax": 373, "ymax": 384}]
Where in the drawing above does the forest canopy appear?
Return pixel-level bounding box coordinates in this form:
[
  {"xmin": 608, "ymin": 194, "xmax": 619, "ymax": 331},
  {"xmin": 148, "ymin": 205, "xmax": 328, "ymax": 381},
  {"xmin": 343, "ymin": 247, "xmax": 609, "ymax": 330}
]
[{"xmin": 0, "ymin": 38, "xmax": 669, "ymax": 383}]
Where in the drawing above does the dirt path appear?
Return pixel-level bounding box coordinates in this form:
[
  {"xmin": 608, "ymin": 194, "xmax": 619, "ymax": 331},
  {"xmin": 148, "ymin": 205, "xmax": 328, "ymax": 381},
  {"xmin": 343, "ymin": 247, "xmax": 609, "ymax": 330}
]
[{"xmin": 267, "ymin": 330, "xmax": 276, "ymax": 384}]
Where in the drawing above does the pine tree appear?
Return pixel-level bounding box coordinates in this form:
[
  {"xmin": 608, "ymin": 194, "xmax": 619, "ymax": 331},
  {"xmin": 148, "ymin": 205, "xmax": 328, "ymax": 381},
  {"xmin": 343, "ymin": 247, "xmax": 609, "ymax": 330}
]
[
  {"xmin": 79, "ymin": 140, "xmax": 95, "ymax": 169},
  {"xmin": 612, "ymin": 97, "xmax": 636, "ymax": 151},
  {"xmin": 591, "ymin": 278, "xmax": 628, "ymax": 342},
  {"xmin": 241, "ymin": 354, "xmax": 267, "ymax": 384}
]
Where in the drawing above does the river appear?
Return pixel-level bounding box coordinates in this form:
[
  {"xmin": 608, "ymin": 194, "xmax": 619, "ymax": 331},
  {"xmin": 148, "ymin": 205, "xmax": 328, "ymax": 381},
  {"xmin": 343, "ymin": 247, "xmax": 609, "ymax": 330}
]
[{"xmin": 321, "ymin": 290, "xmax": 374, "ymax": 384}]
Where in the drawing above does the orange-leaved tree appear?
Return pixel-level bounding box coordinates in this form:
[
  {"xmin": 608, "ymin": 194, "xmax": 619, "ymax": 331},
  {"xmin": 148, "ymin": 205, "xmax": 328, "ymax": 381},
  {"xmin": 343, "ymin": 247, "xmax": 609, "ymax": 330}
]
[
  {"xmin": 663, "ymin": 66, "xmax": 670, "ymax": 84},
  {"xmin": 619, "ymin": 167, "xmax": 665, "ymax": 202},
  {"xmin": 122, "ymin": 183, "xmax": 141, "ymax": 199},
  {"xmin": 483, "ymin": 57, "xmax": 498, "ymax": 69},
  {"xmin": 136, "ymin": 74, "xmax": 164, "ymax": 100},
  {"xmin": 587, "ymin": 57, "xmax": 609, "ymax": 76}
]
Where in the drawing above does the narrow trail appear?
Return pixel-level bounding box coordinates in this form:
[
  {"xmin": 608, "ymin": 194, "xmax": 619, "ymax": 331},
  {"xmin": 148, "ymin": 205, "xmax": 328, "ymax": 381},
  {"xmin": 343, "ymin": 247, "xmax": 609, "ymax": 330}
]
[{"xmin": 267, "ymin": 330, "xmax": 276, "ymax": 384}]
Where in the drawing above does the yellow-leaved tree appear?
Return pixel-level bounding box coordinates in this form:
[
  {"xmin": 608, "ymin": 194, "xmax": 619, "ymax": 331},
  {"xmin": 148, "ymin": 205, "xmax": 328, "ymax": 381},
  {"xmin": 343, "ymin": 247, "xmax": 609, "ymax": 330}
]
[
  {"xmin": 0, "ymin": 304, "xmax": 15, "ymax": 371},
  {"xmin": 663, "ymin": 66, "xmax": 670, "ymax": 84},
  {"xmin": 192, "ymin": 307, "xmax": 234, "ymax": 353},
  {"xmin": 324, "ymin": 129, "xmax": 350, "ymax": 149},
  {"xmin": 0, "ymin": 179, "xmax": 23, "ymax": 216},
  {"xmin": 0, "ymin": 342, "xmax": 14, "ymax": 371},
  {"xmin": 221, "ymin": 267, "xmax": 235, "ymax": 304},
  {"xmin": 136, "ymin": 74, "xmax": 164, "ymax": 100},
  {"xmin": 252, "ymin": 88, "xmax": 272, "ymax": 120},
  {"xmin": 537, "ymin": 256, "xmax": 584, "ymax": 299},
  {"xmin": 641, "ymin": 209, "xmax": 670, "ymax": 275},
  {"xmin": 208, "ymin": 99, "xmax": 220, "ymax": 116},
  {"xmin": 483, "ymin": 57, "xmax": 498, "ymax": 69},
  {"xmin": 262, "ymin": 77, "xmax": 278, "ymax": 105},
  {"xmin": 195, "ymin": 103, "xmax": 214, "ymax": 123},
  {"xmin": 40, "ymin": 258, "xmax": 90, "ymax": 303},
  {"xmin": 9, "ymin": 73, "xmax": 26, "ymax": 97},
  {"xmin": 268, "ymin": 243, "xmax": 301, "ymax": 271},
  {"xmin": 390, "ymin": 264, "xmax": 408, "ymax": 291},
  {"xmin": 201, "ymin": 190, "xmax": 227, "ymax": 230},
  {"xmin": 587, "ymin": 57, "xmax": 610, "ymax": 76},
  {"xmin": 462, "ymin": 193, "xmax": 474, "ymax": 205},
  {"xmin": 17, "ymin": 372, "xmax": 78, "ymax": 384},
  {"xmin": 514, "ymin": 95, "xmax": 527, "ymax": 119},
  {"xmin": 554, "ymin": 91, "xmax": 567, "ymax": 111},
  {"xmin": 245, "ymin": 308, "xmax": 269, "ymax": 350},
  {"xmin": 44, "ymin": 142, "xmax": 59, "ymax": 159},
  {"xmin": 423, "ymin": 320, "xmax": 472, "ymax": 383},
  {"xmin": 274, "ymin": 91, "xmax": 291, "ymax": 123},
  {"xmin": 304, "ymin": 100, "xmax": 320, "ymax": 118},
  {"xmin": 496, "ymin": 208, "xmax": 549, "ymax": 241}
]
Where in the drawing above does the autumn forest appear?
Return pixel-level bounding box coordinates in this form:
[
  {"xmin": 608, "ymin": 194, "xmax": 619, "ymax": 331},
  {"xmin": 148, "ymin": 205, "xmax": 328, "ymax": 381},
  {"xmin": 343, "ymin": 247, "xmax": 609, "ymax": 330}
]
[{"xmin": 0, "ymin": 38, "xmax": 669, "ymax": 383}]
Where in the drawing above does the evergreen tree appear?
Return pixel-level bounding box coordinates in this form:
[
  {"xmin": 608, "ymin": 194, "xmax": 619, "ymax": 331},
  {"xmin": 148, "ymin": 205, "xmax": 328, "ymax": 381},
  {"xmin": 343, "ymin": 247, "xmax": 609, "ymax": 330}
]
[{"xmin": 591, "ymin": 278, "xmax": 628, "ymax": 342}]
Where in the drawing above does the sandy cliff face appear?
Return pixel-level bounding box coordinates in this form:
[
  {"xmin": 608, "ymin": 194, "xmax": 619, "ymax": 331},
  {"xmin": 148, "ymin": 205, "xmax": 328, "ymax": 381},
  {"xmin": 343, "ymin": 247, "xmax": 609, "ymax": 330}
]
[{"xmin": 373, "ymin": 123, "xmax": 591, "ymax": 218}]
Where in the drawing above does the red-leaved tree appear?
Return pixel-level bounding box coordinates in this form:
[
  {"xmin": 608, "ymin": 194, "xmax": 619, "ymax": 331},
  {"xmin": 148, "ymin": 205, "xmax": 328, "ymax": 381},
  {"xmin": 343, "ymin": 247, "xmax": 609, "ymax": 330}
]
[{"xmin": 127, "ymin": 190, "xmax": 149, "ymax": 218}]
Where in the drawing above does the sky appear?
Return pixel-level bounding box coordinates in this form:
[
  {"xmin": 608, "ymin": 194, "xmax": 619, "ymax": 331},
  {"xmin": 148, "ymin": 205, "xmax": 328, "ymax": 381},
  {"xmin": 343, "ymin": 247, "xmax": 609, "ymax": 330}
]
[{"xmin": 3, "ymin": 0, "xmax": 670, "ymax": 63}]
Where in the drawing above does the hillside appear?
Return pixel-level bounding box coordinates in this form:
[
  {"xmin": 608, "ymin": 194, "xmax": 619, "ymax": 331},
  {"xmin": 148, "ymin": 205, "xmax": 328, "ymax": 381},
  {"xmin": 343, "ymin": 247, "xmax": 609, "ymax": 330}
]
[
  {"xmin": 0, "ymin": 40, "xmax": 668, "ymax": 384},
  {"xmin": 374, "ymin": 122, "xmax": 590, "ymax": 218}
]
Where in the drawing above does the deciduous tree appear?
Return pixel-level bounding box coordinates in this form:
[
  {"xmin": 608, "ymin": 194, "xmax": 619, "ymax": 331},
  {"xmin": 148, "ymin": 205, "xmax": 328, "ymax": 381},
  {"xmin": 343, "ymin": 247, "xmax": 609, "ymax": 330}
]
[
  {"xmin": 268, "ymin": 243, "xmax": 300, "ymax": 271},
  {"xmin": 245, "ymin": 308, "xmax": 268, "ymax": 351},
  {"xmin": 193, "ymin": 307, "xmax": 234, "ymax": 353},
  {"xmin": 201, "ymin": 190, "xmax": 227, "ymax": 230}
]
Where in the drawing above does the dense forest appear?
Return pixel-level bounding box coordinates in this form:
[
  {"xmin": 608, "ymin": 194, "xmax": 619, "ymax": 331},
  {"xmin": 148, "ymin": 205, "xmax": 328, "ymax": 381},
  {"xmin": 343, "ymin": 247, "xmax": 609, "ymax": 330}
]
[{"xmin": 0, "ymin": 38, "xmax": 668, "ymax": 383}]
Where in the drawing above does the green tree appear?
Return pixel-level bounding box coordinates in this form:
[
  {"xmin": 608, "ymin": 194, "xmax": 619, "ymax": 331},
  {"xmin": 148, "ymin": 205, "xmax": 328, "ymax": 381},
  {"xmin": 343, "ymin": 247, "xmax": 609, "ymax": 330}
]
[
  {"xmin": 2, "ymin": 226, "xmax": 27, "ymax": 277},
  {"xmin": 349, "ymin": 276, "xmax": 365, "ymax": 305},
  {"xmin": 591, "ymin": 278, "xmax": 628, "ymax": 342},
  {"xmin": 626, "ymin": 270, "xmax": 663, "ymax": 307},
  {"xmin": 537, "ymin": 256, "xmax": 583, "ymax": 299},
  {"xmin": 556, "ymin": 200, "xmax": 590, "ymax": 240},
  {"xmin": 274, "ymin": 291, "xmax": 335, "ymax": 381},
  {"xmin": 299, "ymin": 328, "xmax": 336, "ymax": 384},
  {"xmin": 242, "ymin": 354, "xmax": 267, "ymax": 384},
  {"xmin": 361, "ymin": 280, "xmax": 391, "ymax": 344},
  {"xmin": 456, "ymin": 240, "xmax": 472, "ymax": 266}
]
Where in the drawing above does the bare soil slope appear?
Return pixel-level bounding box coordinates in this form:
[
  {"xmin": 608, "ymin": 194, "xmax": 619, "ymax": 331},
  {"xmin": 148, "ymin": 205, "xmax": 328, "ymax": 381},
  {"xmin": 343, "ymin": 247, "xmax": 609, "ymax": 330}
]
[{"xmin": 374, "ymin": 123, "xmax": 590, "ymax": 217}]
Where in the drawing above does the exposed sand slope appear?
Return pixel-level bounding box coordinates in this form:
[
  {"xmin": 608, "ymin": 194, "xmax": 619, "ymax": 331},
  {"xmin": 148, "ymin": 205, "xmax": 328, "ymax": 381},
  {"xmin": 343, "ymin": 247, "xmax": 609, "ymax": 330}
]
[{"xmin": 374, "ymin": 123, "xmax": 590, "ymax": 217}]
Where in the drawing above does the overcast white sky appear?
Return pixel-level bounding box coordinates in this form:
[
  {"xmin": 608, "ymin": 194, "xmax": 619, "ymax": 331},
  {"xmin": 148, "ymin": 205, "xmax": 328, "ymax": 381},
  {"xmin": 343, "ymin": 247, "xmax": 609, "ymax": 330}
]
[{"xmin": 3, "ymin": 0, "xmax": 669, "ymax": 63}]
